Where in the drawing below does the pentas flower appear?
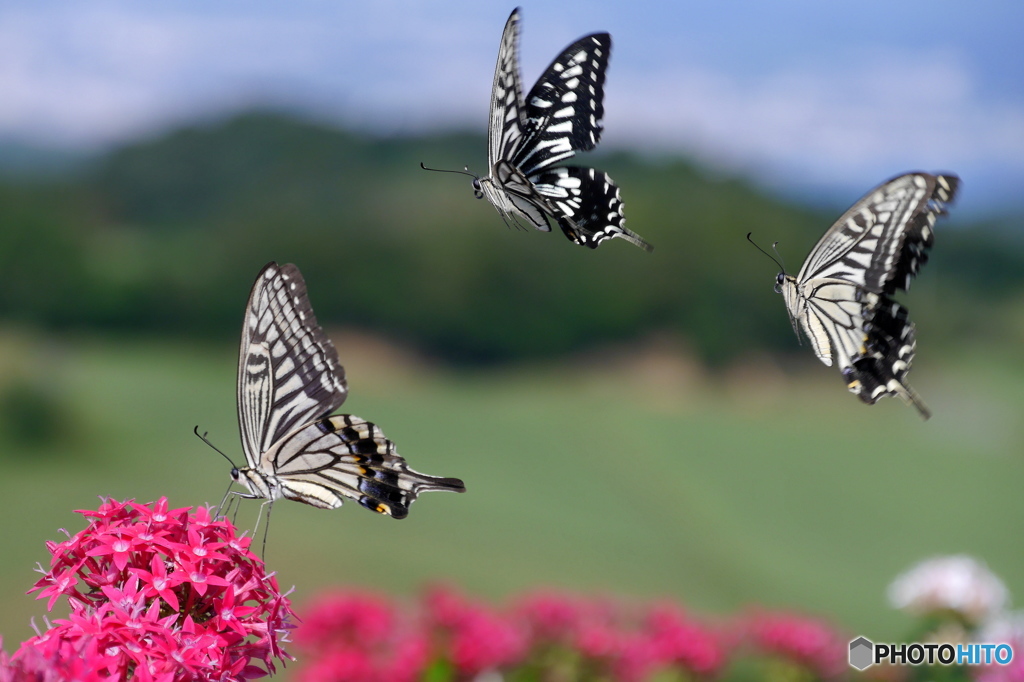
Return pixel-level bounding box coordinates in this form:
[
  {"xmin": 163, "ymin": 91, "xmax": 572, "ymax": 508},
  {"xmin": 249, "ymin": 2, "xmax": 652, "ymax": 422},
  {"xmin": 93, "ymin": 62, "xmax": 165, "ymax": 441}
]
[
  {"xmin": 643, "ymin": 604, "xmax": 726, "ymax": 677},
  {"xmin": 15, "ymin": 497, "xmax": 296, "ymax": 681},
  {"xmin": 888, "ymin": 555, "xmax": 1009, "ymax": 626},
  {"xmin": 295, "ymin": 591, "xmax": 427, "ymax": 682},
  {"xmin": 514, "ymin": 591, "xmax": 590, "ymax": 644},
  {"xmin": 611, "ymin": 604, "xmax": 726, "ymax": 682},
  {"xmin": 424, "ymin": 587, "xmax": 528, "ymax": 677},
  {"xmin": 297, "ymin": 590, "xmax": 395, "ymax": 651},
  {"xmin": 741, "ymin": 609, "xmax": 847, "ymax": 680}
]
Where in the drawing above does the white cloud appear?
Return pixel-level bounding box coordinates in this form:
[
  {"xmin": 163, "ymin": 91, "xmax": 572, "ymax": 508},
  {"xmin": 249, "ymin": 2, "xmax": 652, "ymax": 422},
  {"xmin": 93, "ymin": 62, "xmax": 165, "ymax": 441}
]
[
  {"xmin": 0, "ymin": 1, "xmax": 1021, "ymax": 211},
  {"xmin": 605, "ymin": 53, "xmax": 1024, "ymax": 191}
]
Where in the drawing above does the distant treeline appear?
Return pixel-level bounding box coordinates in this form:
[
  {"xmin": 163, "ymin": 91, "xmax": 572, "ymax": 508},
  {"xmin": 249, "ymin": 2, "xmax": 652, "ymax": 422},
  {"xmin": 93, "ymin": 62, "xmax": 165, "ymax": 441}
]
[{"xmin": 0, "ymin": 112, "xmax": 1021, "ymax": 365}]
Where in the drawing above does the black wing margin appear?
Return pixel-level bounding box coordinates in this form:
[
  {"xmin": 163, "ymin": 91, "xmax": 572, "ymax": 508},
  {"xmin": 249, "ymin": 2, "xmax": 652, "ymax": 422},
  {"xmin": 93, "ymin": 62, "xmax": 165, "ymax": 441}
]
[{"xmin": 873, "ymin": 173, "xmax": 958, "ymax": 296}]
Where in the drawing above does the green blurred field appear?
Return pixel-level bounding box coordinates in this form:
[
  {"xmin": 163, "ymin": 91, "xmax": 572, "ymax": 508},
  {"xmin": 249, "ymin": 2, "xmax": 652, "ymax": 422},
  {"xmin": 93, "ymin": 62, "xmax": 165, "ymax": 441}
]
[{"xmin": 1, "ymin": 330, "xmax": 1022, "ymax": 651}]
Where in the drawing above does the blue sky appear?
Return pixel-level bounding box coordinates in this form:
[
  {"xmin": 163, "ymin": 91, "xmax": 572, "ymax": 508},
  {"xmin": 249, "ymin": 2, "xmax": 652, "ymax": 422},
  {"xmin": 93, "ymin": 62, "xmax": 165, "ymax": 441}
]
[{"xmin": 0, "ymin": 0, "xmax": 1021, "ymax": 214}]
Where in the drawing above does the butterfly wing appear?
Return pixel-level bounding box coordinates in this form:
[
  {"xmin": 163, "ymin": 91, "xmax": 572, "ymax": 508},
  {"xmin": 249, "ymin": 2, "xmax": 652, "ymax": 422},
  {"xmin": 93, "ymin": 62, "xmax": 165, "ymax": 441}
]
[
  {"xmin": 530, "ymin": 166, "xmax": 652, "ymax": 251},
  {"xmin": 796, "ymin": 173, "xmax": 958, "ymax": 294},
  {"xmin": 237, "ymin": 262, "xmax": 348, "ymax": 468},
  {"xmin": 488, "ymin": 8, "xmax": 527, "ymax": 172},
  {"xmin": 492, "ymin": 160, "xmax": 554, "ymax": 231},
  {"xmin": 512, "ymin": 32, "xmax": 611, "ymax": 176},
  {"xmin": 264, "ymin": 414, "xmax": 466, "ymax": 518}
]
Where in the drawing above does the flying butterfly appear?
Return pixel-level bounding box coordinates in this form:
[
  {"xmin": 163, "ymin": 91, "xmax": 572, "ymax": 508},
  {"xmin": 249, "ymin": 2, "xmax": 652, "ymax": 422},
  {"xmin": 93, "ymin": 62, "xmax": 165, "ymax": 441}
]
[
  {"xmin": 211, "ymin": 262, "xmax": 465, "ymax": 524},
  {"xmin": 759, "ymin": 172, "xmax": 959, "ymax": 419},
  {"xmin": 422, "ymin": 7, "xmax": 651, "ymax": 252}
]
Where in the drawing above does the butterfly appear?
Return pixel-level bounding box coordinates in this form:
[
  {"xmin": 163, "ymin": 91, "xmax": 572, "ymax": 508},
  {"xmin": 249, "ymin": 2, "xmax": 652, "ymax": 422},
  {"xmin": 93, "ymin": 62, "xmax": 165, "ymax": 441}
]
[
  {"xmin": 223, "ymin": 262, "xmax": 465, "ymax": 520},
  {"xmin": 425, "ymin": 7, "xmax": 651, "ymax": 252},
  {"xmin": 768, "ymin": 172, "xmax": 958, "ymax": 419}
]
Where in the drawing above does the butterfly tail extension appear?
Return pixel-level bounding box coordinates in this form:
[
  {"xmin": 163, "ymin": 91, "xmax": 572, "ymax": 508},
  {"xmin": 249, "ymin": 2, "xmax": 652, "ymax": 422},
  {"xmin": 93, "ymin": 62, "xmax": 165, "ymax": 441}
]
[
  {"xmin": 355, "ymin": 460, "xmax": 466, "ymax": 520},
  {"xmin": 843, "ymin": 298, "xmax": 930, "ymax": 419},
  {"xmin": 896, "ymin": 382, "xmax": 932, "ymax": 421}
]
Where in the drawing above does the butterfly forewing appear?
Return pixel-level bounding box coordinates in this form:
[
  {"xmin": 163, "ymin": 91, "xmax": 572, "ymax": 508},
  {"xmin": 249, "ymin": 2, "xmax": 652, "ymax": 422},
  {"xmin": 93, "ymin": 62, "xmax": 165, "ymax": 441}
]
[
  {"xmin": 489, "ymin": 8, "xmax": 526, "ymax": 171},
  {"xmin": 237, "ymin": 263, "xmax": 347, "ymax": 467},
  {"xmin": 512, "ymin": 33, "xmax": 611, "ymax": 176},
  {"xmin": 266, "ymin": 415, "xmax": 466, "ymax": 519},
  {"xmin": 797, "ymin": 173, "xmax": 957, "ymax": 294}
]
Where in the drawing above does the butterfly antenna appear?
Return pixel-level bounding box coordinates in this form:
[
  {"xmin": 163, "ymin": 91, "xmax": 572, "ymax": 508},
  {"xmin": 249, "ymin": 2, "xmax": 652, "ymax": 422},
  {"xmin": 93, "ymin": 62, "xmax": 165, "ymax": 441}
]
[
  {"xmin": 194, "ymin": 425, "xmax": 237, "ymax": 468},
  {"xmin": 746, "ymin": 232, "xmax": 786, "ymax": 273},
  {"xmin": 419, "ymin": 162, "xmax": 479, "ymax": 179}
]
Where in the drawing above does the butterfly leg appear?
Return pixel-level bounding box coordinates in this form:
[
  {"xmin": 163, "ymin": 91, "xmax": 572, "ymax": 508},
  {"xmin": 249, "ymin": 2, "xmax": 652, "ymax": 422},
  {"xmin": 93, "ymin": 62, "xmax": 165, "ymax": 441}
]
[
  {"xmin": 251, "ymin": 498, "xmax": 274, "ymax": 559},
  {"xmin": 215, "ymin": 481, "xmax": 236, "ymax": 519}
]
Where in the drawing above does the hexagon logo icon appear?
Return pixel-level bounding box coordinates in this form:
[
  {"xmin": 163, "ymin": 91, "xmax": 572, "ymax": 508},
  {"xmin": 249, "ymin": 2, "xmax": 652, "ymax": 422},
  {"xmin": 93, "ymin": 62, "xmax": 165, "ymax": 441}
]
[{"xmin": 849, "ymin": 636, "xmax": 874, "ymax": 670}]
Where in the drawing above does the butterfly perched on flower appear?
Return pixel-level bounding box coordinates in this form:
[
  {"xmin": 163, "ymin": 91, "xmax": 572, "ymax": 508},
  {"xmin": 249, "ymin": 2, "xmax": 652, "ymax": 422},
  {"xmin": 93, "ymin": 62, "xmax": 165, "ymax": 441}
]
[
  {"xmin": 424, "ymin": 7, "xmax": 651, "ymax": 252},
  {"xmin": 221, "ymin": 262, "xmax": 465, "ymax": 519},
  {"xmin": 766, "ymin": 172, "xmax": 958, "ymax": 419}
]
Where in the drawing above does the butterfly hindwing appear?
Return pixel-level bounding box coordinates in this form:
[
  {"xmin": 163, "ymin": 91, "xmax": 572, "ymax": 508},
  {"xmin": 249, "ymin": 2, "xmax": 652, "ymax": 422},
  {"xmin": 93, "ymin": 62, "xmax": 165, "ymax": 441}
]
[
  {"xmin": 531, "ymin": 166, "xmax": 651, "ymax": 251},
  {"xmin": 265, "ymin": 415, "xmax": 466, "ymax": 519},
  {"xmin": 496, "ymin": 160, "xmax": 554, "ymax": 231},
  {"xmin": 237, "ymin": 263, "xmax": 347, "ymax": 467}
]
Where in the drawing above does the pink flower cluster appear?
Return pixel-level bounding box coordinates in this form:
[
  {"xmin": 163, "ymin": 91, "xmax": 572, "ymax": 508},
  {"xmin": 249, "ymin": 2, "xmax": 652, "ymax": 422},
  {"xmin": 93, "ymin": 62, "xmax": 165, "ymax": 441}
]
[
  {"xmin": 295, "ymin": 586, "xmax": 852, "ymax": 681},
  {"xmin": 294, "ymin": 591, "xmax": 427, "ymax": 682},
  {"xmin": 741, "ymin": 609, "xmax": 849, "ymax": 680},
  {"xmin": 2, "ymin": 498, "xmax": 295, "ymax": 682}
]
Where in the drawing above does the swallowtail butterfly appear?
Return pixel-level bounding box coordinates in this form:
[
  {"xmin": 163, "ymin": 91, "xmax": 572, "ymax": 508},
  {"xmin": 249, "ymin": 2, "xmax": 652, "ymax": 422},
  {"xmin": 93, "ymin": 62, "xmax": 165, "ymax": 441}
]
[
  {"xmin": 228, "ymin": 262, "xmax": 465, "ymax": 518},
  {"xmin": 773, "ymin": 172, "xmax": 958, "ymax": 419},
  {"xmin": 451, "ymin": 7, "xmax": 651, "ymax": 251}
]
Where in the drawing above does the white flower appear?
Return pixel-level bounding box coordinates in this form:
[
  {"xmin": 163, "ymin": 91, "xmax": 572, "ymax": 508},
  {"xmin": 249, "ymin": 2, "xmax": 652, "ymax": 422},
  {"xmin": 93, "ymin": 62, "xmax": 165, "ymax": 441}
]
[{"xmin": 888, "ymin": 555, "xmax": 1009, "ymax": 625}]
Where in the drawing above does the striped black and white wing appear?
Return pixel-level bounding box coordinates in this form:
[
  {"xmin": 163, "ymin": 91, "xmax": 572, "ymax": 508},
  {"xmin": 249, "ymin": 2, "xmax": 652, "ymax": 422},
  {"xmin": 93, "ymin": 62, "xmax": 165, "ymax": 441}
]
[
  {"xmin": 488, "ymin": 8, "xmax": 526, "ymax": 172},
  {"xmin": 784, "ymin": 172, "xmax": 959, "ymax": 418},
  {"xmin": 796, "ymin": 173, "xmax": 958, "ymax": 294},
  {"xmin": 510, "ymin": 31, "xmax": 610, "ymax": 176},
  {"xmin": 530, "ymin": 167, "xmax": 652, "ymax": 251},
  {"xmin": 262, "ymin": 415, "xmax": 466, "ymax": 519},
  {"xmin": 237, "ymin": 262, "xmax": 347, "ymax": 468}
]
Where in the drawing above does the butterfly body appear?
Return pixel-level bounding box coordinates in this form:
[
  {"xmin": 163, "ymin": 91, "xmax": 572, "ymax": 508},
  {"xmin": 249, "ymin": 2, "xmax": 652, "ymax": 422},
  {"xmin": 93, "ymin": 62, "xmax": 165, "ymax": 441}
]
[
  {"xmin": 476, "ymin": 8, "xmax": 652, "ymax": 251},
  {"xmin": 775, "ymin": 172, "xmax": 959, "ymax": 419},
  {"xmin": 230, "ymin": 262, "xmax": 465, "ymax": 519}
]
